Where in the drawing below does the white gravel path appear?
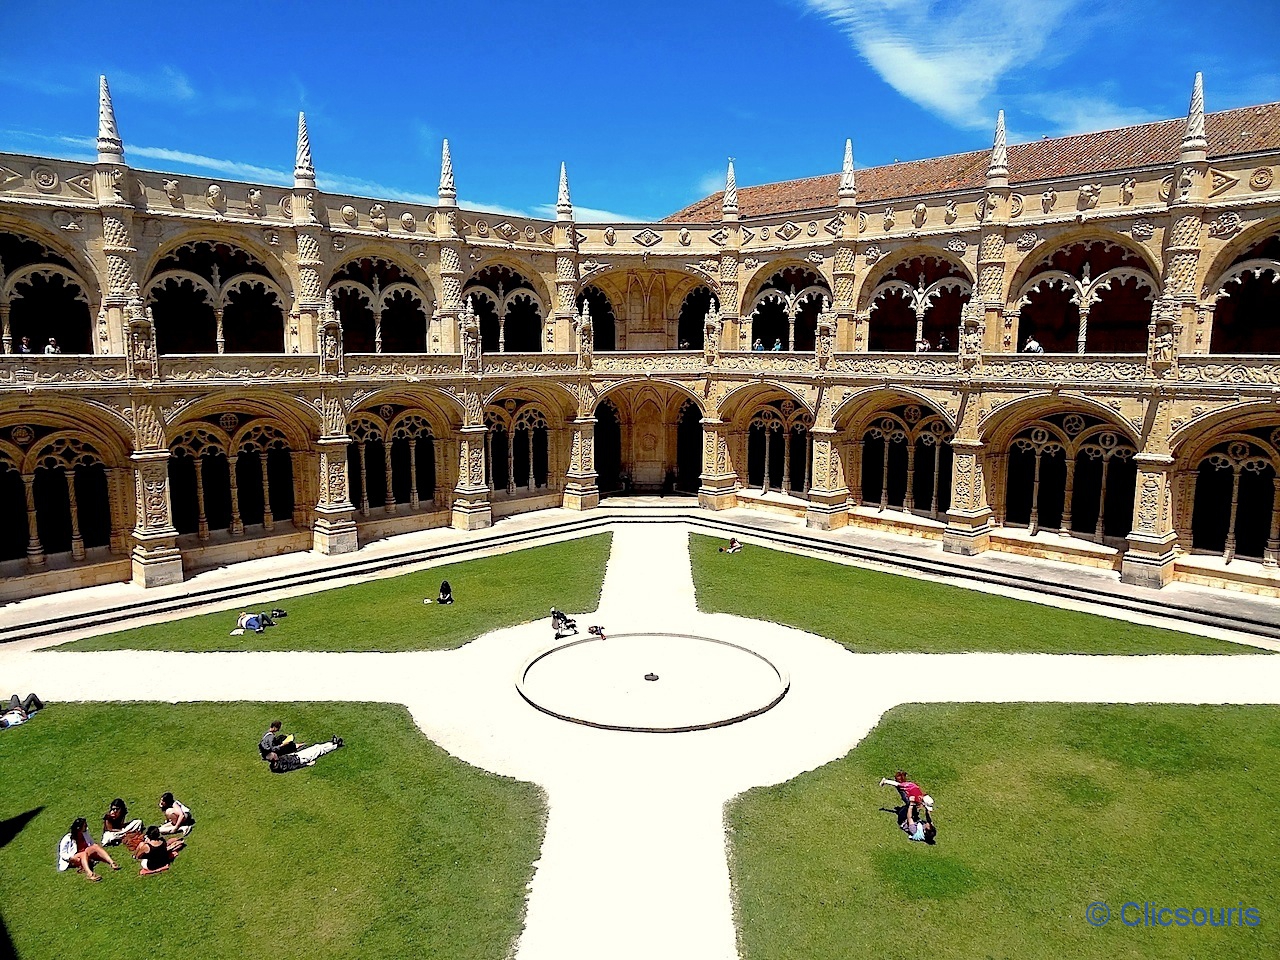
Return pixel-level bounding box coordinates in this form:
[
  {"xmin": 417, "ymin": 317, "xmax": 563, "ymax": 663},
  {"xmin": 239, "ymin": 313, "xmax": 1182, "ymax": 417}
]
[{"xmin": 3, "ymin": 524, "xmax": 1280, "ymax": 960}]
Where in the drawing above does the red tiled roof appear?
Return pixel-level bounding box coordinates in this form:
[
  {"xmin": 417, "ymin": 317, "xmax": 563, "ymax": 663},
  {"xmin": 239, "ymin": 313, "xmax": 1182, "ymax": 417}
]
[{"xmin": 664, "ymin": 102, "xmax": 1280, "ymax": 223}]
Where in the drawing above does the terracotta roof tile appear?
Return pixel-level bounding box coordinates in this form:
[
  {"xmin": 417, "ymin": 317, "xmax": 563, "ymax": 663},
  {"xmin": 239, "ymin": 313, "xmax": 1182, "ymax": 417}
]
[{"xmin": 664, "ymin": 102, "xmax": 1280, "ymax": 223}]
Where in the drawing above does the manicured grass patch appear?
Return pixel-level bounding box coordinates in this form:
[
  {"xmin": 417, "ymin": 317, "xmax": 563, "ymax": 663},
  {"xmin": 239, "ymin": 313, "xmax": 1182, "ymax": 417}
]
[
  {"xmin": 689, "ymin": 534, "xmax": 1252, "ymax": 653},
  {"xmin": 0, "ymin": 702, "xmax": 543, "ymax": 960},
  {"xmin": 64, "ymin": 533, "xmax": 611, "ymax": 652},
  {"xmin": 729, "ymin": 704, "xmax": 1279, "ymax": 960}
]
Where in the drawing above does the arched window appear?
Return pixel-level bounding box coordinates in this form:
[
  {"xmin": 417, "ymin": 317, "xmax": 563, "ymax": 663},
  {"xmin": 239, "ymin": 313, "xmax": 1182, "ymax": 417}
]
[
  {"xmin": 464, "ymin": 265, "xmax": 544, "ymax": 354},
  {"xmin": 1, "ymin": 231, "xmax": 94, "ymax": 355},
  {"xmin": 1191, "ymin": 433, "xmax": 1279, "ymax": 562},
  {"xmin": 1016, "ymin": 240, "xmax": 1155, "ymax": 354},
  {"xmin": 329, "ymin": 258, "xmax": 430, "ymax": 354},
  {"xmin": 484, "ymin": 402, "xmax": 550, "ymax": 495},
  {"xmin": 1208, "ymin": 234, "xmax": 1280, "ymax": 355},
  {"xmin": 577, "ymin": 286, "xmax": 616, "ymax": 351},
  {"xmin": 748, "ymin": 267, "xmax": 830, "ymax": 352},
  {"xmin": 866, "ymin": 256, "xmax": 971, "ymax": 352},
  {"xmin": 148, "ymin": 241, "xmax": 286, "ymax": 354},
  {"xmin": 676, "ymin": 287, "xmax": 714, "ymax": 350},
  {"xmin": 746, "ymin": 400, "xmax": 812, "ymax": 496}
]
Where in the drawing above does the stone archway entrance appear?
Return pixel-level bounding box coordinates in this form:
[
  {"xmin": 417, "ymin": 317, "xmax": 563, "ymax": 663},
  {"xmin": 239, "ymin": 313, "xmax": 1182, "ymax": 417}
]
[{"xmin": 594, "ymin": 385, "xmax": 702, "ymax": 495}]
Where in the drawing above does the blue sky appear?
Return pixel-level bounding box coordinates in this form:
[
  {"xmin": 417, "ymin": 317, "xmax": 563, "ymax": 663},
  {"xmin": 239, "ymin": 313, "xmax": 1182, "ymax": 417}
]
[{"xmin": 1, "ymin": 1, "xmax": 1276, "ymax": 221}]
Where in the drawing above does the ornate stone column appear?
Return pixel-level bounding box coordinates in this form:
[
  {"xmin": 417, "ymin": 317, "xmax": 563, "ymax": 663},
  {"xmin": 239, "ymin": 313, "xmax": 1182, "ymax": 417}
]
[
  {"xmin": 311, "ymin": 392, "xmax": 359, "ymax": 555},
  {"xmin": 943, "ymin": 392, "xmax": 993, "ymax": 555},
  {"xmin": 1121, "ymin": 394, "xmax": 1178, "ymax": 587},
  {"xmin": 833, "ymin": 140, "xmax": 858, "ymax": 352},
  {"xmin": 698, "ymin": 413, "xmax": 737, "ymax": 510},
  {"xmin": 718, "ymin": 162, "xmax": 743, "ymax": 349},
  {"xmin": 552, "ymin": 163, "xmax": 580, "ymax": 353},
  {"xmin": 95, "ymin": 76, "xmax": 137, "ymax": 357},
  {"xmin": 22, "ymin": 474, "xmax": 44, "ymax": 568},
  {"xmin": 977, "ymin": 111, "xmax": 1011, "ymax": 353},
  {"xmin": 806, "ymin": 385, "xmax": 849, "ymax": 529},
  {"xmin": 436, "ymin": 139, "xmax": 464, "ymax": 355},
  {"xmin": 451, "ymin": 389, "xmax": 492, "ymax": 530},
  {"xmin": 292, "ymin": 113, "xmax": 327, "ymax": 355},
  {"xmin": 562, "ymin": 414, "xmax": 599, "ymax": 510},
  {"xmin": 128, "ymin": 398, "xmax": 183, "ymax": 586}
]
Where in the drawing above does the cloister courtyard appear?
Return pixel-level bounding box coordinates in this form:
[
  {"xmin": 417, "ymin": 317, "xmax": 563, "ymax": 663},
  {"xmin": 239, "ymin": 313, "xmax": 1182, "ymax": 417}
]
[{"xmin": 2, "ymin": 506, "xmax": 1278, "ymax": 960}]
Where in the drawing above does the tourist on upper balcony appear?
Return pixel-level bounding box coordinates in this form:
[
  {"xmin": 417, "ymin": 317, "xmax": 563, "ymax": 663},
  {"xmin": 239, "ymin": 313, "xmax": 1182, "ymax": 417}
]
[
  {"xmin": 1023, "ymin": 335, "xmax": 1044, "ymax": 354},
  {"xmin": 752, "ymin": 339, "xmax": 764, "ymax": 351},
  {"xmin": 17, "ymin": 336, "xmax": 32, "ymax": 354},
  {"xmin": 44, "ymin": 337, "xmax": 61, "ymax": 354},
  {"xmin": 771, "ymin": 339, "xmax": 783, "ymax": 351},
  {"xmin": 937, "ymin": 332, "xmax": 951, "ymax": 352},
  {"xmin": 915, "ymin": 337, "xmax": 932, "ymax": 352}
]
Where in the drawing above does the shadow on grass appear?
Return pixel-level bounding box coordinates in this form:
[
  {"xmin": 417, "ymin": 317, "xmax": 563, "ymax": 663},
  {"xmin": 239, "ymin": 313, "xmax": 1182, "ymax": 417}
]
[{"xmin": 0, "ymin": 807, "xmax": 43, "ymax": 960}]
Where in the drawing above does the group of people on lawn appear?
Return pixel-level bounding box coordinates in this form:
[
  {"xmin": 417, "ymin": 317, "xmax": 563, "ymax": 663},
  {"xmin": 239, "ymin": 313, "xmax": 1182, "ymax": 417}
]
[
  {"xmin": 57, "ymin": 793, "xmax": 194, "ymax": 880},
  {"xmin": 58, "ymin": 718, "xmax": 343, "ymax": 880}
]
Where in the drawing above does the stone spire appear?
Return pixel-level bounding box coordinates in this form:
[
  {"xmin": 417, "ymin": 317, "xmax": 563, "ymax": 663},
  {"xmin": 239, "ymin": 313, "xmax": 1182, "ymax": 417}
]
[
  {"xmin": 986, "ymin": 110, "xmax": 1008, "ymax": 188},
  {"xmin": 438, "ymin": 139, "xmax": 457, "ymax": 205},
  {"xmin": 556, "ymin": 161, "xmax": 573, "ymax": 220},
  {"xmin": 97, "ymin": 75, "xmax": 124, "ymax": 164},
  {"xmin": 838, "ymin": 139, "xmax": 856, "ymax": 201},
  {"xmin": 722, "ymin": 159, "xmax": 738, "ymax": 219},
  {"xmin": 294, "ymin": 112, "xmax": 316, "ymax": 189},
  {"xmin": 1181, "ymin": 72, "xmax": 1207, "ymax": 160}
]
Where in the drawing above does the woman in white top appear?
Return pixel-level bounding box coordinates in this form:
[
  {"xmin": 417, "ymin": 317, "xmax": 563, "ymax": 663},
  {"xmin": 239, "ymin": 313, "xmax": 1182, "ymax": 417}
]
[
  {"xmin": 57, "ymin": 817, "xmax": 120, "ymax": 880},
  {"xmin": 157, "ymin": 792, "xmax": 194, "ymax": 836}
]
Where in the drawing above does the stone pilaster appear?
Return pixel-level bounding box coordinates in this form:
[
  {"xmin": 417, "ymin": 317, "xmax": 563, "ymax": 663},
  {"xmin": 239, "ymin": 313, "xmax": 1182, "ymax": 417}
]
[
  {"xmin": 942, "ymin": 439, "xmax": 993, "ymax": 555},
  {"xmin": 129, "ymin": 456, "xmax": 183, "ymax": 588},
  {"xmin": 562, "ymin": 416, "xmax": 599, "ymax": 510},
  {"xmin": 1120, "ymin": 454, "xmax": 1178, "ymax": 587},
  {"xmin": 805, "ymin": 429, "xmax": 848, "ymax": 529},
  {"xmin": 311, "ymin": 391, "xmax": 358, "ymax": 554},
  {"xmin": 451, "ymin": 387, "xmax": 492, "ymax": 529},
  {"xmin": 698, "ymin": 418, "xmax": 737, "ymax": 509}
]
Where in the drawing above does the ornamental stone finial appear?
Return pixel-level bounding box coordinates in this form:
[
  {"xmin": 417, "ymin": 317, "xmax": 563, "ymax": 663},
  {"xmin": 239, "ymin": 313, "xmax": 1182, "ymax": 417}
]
[
  {"xmin": 1181, "ymin": 72, "xmax": 1207, "ymax": 159},
  {"xmin": 987, "ymin": 110, "xmax": 1008, "ymax": 188},
  {"xmin": 439, "ymin": 139, "xmax": 457, "ymax": 205},
  {"xmin": 722, "ymin": 159, "xmax": 738, "ymax": 219},
  {"xmin": 294, "ymin": 112, "xmax": 316, "ymax": 189},
  {"xmin": 557, "ymin": 161, "xmax": 573, "ymax": 220},
  {"xmin": 838, "ymin": 138, "xmax": 856, "ymax": 201},
  {"xmin": 97, "ymin": 76, "xmax": 125, "ymax": 164}
]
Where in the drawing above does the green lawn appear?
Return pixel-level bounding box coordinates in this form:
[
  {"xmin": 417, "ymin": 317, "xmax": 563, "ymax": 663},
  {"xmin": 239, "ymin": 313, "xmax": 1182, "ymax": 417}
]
[
  {"xmin": 63, "ymin": 534, "xmax": 612, "ymax": 653},
  {"xmin": 0, "ymin": 702, "xmax": 543, "ymax": 960},
  {"xmin": 729, "ymin": 703, "xmax": 1278, "ymax": 960},
  {"xmin": 690, "ymin": 534, "xmax": 1255, "ymax": 654}
]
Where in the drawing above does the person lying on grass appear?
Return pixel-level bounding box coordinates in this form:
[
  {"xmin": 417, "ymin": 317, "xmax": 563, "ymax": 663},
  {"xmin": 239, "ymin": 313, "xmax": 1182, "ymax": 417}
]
[
  {"xmin": 901, "ymin": 801, "xmax": 937, "ymax": 844},
  {"xmin": 158, "ymin": 792, "xmax": 194, "ymax": 836},
  {"xmin": 57, "ymin": 817, "xmax": 120, "ymax": 880},
  {"xmin": 879, "ymin": 770, "xmax": 933, "ymax": 811},
  {"xmin": 2, "ymin": 692, "xmax": 43, "ymax": 728},
  {"xmin": 266, "ymin": 735, "xmax": 344, "ymax": 773}
]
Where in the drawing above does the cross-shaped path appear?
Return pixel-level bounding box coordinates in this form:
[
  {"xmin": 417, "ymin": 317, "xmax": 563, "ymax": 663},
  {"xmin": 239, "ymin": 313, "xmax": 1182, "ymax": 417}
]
[{"xmin": 3, "ymin": 525, "xmax": 1279, "ymax": 960}]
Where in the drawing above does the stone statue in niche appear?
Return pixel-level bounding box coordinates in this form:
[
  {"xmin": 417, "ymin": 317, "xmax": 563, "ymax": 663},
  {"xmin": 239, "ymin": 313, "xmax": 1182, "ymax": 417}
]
[
  {"xmin": 577, "ymin": 300, "xmax": 593, "ymax": 369},
  {"xmin": 703, "ymin": 297, "xmax": 720, "ymax": 366},
  {"xmin": 460, "ymin": 296, "xmax": 481, "ymax": 370},
  {"xmin": 815, "ymin": 297, "xmax": 835, "ymax": 369},
  {"xmin": 246, "ymin": 188, "xmax": 263, "ymax": 216},
  {"xmin": 1120, "ymin": 178, "xmax": 1136, "ymax": 205}
]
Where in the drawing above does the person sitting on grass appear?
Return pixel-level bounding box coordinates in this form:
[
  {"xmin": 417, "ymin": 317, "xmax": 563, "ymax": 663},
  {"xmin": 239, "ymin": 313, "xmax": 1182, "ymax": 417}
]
[
  {"xmin": 57, "ymin": 817, "xmax": 120, "ymax": 881},
  {"xmin": 2, "ymin": 692, "xmax": 44, "ymax": 728},
  {"xmin": 260, "ymin": 720, "xmax": 305, "ymax": 759},
  {"xmin": 101, "ymin": 798, "xmax": 143, "ymax": 847},
  {"xmin": 718, "ymin": 538, "xmax": 742, "ymax": 554},
  {"xmin": 879, "ymin": 770, "xmax": 929, "ymax": 809},
  {"xmin": 437, "ymin": 580, "xmax": 454, "ymax": 604},
  {"xmin": 267, "ymin": 736, "xmax": 344, "ymax": 773},
  {"xmin": 136, "ymin": 825, "xmax": 180, "ymax": 875},
  {"xmin": 901, "ymin": 800, "xmax": 936, "ymax": 844},
  {"xmin": 157, "ymin": 793, "xmax": 194, "ymax": 837}
]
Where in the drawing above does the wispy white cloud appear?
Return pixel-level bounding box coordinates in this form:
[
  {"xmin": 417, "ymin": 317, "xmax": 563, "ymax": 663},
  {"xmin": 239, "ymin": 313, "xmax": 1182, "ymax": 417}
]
[
  {"xmin": 695, "ymin": 168, "xmax": 726, "ymax": 197},
  {"xmin": 530, "ymin": 202, "xmax": 642, "ymax": 223},
  {"xmin": 1015, "ymin": 93, "xmax": 1163, "ymax": 137},
  {"xmin": 799, "ymin": 0, "xmax": 1105, "ymax": 130},
  {"xmin": 108, "ymin": 66, "xmax": 196, "ymax": 103},
  {"xmin": 129, "ymin": 146, "xmax": 293, "ymax": 184}
]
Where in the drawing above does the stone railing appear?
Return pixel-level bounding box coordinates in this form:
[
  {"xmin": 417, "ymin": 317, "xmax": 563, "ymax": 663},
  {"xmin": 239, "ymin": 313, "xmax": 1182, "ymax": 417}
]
[
  {"xmin": 0, "ymin": 355, "xmax": 128, "ymax": 385},
  {"xmin": 980, "ymin": 353, "xmax": 1149, "ymax": 384},
  {"xmin": 829, "ymin": 352, "xmax": 960, "ymax": 380},
  {"xmin": 158, "ymin": 355, "xmax": 319, "ymax": 382},
  {"xmin": 1176, "ymin": 355, "xmax": 1280, "ymax": 386}
]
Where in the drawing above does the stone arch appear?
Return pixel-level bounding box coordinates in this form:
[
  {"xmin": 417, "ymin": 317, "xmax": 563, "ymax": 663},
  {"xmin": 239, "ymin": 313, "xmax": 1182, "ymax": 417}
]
[
  {"xmin": 166, "ymin": 390, "xmax": 319, "ymax": 451},
  {"xmin": 740, "ymin": 257, "xmax": 836, "ymax": 306},
  {"xmin": 744, "ymin": 264, "xmax": 832, "ymax": 352},
  {"xmin": 1199, "ymin": 215, "xmax": 1280, "ymax": 296},
  {"xmin": 0, "ymin": 216, "xmax": 104, "ymax": 305},
  {"xmin": 979, "ymin": 393, "xmax": 1139, "ymax": 451},
  {"xmin": 860, "ymin": 251, "xmax": 973, "ymax": 353},
  {"xmin": 1006, "ymin": 232, "xmax": 1159, "ymax": 355},
  {"xmin": 327, "ymin": 255, "xmax": 435, "ymax": 354},
  {"xmin": 1005, "ymin": 228, "xmax": 1161, "ymax": 306},
  {"xmin": 1202, "ymin": 229, "xmax": 1280, "ymax": 354},
  {"xmin": 463, "ymin": 263, "xmax": 548, "ymax": 353},
  {"xmin": 576, "ymin": 285, "xmax": 617, "ymax": 351},
  {"xmin": 146, "ymin": 238, "xmax": 290, "ymax": 354},
  {"xmin": 1181, "ymin": 427, "xmax": 1280, "ymax": 563},
  {"xmin": 482, "ymin": 396, "xmax": 555, "ymax": 497},
  {"xmin": 718, "ymin": 381, "xmax": 814, "ymax": 425},
  {"xmin": 139, "ymin": 231, "xmax": 292, "ymax": 296},
  {"xmin": 834, "ymin": 386, "xmax": 958, "ymax": 436},
  {"xmin": 590, "ymin": 378, "xmax": 706, "ymax": 418},
  {"xmin": 0, "ymin": 229, "xmax": 97, "ymax": 354},
  {"xmin": 577, "ymin": 266, "xmax": 711, "ymax": 351}
]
